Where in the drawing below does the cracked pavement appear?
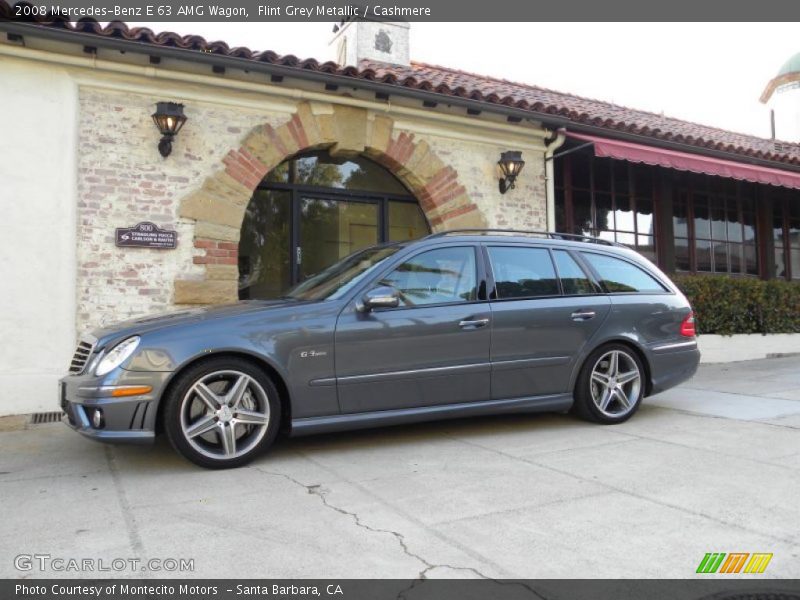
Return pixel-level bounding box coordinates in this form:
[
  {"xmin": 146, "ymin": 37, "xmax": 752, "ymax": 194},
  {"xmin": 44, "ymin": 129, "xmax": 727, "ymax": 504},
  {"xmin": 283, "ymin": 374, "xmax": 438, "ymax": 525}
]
[{"xmin": 1, "ymin": 356, "xmax": 799, "ymax": 579}]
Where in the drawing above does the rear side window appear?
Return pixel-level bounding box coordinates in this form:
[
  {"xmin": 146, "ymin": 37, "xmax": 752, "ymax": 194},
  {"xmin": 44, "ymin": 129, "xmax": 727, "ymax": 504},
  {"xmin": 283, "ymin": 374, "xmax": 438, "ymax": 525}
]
[
  {"xmin": 488, "ymin": 246, "xmax": 559, "ymax": 299},
  {"xmin": 553, "ymin": 250, "xmax": 596, "ymax": 295},
  {"xmin": 582, "ymin": 252, "xmax": 667, "ymax": 293}
]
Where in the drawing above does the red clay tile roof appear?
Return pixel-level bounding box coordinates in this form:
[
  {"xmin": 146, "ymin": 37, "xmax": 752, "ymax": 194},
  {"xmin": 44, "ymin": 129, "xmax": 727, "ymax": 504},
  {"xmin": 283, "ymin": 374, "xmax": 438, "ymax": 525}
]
[{"xmin": 3, "ymin": 7, "xmax": 800, "ymax": 168}]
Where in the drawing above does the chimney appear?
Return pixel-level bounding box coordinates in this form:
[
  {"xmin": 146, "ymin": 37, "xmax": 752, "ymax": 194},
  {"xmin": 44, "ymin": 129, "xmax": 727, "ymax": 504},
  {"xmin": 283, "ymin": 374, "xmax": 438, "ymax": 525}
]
[{"xmin": 330, "ymin": 18, "xmax": 410, "ymax": 67}]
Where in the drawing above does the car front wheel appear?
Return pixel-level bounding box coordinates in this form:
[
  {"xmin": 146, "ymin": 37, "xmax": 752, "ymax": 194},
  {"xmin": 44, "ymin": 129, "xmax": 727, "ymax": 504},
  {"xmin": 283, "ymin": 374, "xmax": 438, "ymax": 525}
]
[
  {"xmin": 163, "ymin": 358, "xmax": 281, "ymax": 469},
  {"xmin": 572, "ymin": 344, "xmax": 645, "ymax": 424}
]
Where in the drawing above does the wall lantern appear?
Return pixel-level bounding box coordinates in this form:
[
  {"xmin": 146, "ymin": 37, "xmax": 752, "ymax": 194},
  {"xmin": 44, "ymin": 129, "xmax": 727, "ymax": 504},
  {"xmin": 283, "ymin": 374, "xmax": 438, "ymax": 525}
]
[
  {"xmin": 498, "ymin": 150, "xmax": 525, "ymax": 194},
  {"xmin": 151, "ymin": 102, "xmax": 187, "ymax": 158}
]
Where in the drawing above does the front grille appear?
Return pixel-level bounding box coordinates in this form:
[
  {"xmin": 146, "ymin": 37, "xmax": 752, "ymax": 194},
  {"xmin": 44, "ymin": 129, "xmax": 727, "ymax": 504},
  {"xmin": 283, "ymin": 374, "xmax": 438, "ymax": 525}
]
[{"xmin": 69, "ymin": 340, "xmax": 95, "ymax": 374}]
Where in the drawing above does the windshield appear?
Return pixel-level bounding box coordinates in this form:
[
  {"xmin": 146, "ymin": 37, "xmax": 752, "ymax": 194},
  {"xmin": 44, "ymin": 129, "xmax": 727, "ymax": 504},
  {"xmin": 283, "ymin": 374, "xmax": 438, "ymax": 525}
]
[{"xmin": 286, "ymin": 245, "xmax": 404, "ymax": 301}]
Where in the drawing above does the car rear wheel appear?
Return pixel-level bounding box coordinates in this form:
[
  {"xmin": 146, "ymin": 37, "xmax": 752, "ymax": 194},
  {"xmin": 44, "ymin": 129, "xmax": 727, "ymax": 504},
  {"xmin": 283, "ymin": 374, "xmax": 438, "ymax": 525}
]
[
  {"xmin": 572, "ymin": 344, "xmax": 644, "ymax": 424},
  {"xmin": 163, "ymin": 357, "xmax": 281, "ymax": 469}
]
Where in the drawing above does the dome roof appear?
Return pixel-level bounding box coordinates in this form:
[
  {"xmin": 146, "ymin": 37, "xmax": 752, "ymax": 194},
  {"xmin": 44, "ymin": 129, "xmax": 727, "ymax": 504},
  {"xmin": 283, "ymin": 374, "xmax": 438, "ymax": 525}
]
[{"xmin": 778, "ymin": 52, "xmax": 800, "ymax": 77}]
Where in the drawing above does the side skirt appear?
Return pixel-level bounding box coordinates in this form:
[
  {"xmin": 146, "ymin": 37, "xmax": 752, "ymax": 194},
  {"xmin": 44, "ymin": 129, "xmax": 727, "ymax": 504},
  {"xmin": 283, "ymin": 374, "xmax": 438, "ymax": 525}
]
[{"xmin": 289, "ymin": 393, "xmax": 574, "ymax": 437}]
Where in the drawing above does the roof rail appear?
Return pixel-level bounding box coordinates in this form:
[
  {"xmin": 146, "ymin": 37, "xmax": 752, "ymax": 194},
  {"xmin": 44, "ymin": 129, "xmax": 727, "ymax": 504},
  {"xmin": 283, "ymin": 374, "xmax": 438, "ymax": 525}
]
[{"xmin": 424, "ymin": 228, "xmax": 625, "ymax": 247}]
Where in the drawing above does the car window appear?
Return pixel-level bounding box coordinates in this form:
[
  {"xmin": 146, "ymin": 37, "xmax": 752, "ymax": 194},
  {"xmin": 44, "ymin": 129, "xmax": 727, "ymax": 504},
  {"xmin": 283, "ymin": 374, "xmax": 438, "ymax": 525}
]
[
  {"xmin": 488, "ymin": 246, "xmax": 559, "ymax": 299},
  {"xmin": 581, "ymin": 252, "xmax": 667, "ymax": 293},
  {"xmin": 379, "ymin": 246, "xmax": 477, "ymax": 307},
  {"xmin": 553, "ymin": 250, "xmax": 596, "ymax": 295}
]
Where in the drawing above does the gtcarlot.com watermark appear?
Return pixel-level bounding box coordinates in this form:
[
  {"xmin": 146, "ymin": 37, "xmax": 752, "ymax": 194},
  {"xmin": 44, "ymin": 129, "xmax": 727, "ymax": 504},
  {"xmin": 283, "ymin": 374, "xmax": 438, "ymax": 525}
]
[{"xmin": 14, "ymin": 554, "xmax": 194, "ymax": 573}]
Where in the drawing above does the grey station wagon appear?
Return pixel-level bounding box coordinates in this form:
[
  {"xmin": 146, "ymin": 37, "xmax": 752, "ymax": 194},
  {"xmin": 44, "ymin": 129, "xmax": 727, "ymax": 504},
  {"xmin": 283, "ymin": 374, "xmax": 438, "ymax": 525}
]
[{"xmin": 60, "ymin": 230, "xmax": 700, "ymax": 468}]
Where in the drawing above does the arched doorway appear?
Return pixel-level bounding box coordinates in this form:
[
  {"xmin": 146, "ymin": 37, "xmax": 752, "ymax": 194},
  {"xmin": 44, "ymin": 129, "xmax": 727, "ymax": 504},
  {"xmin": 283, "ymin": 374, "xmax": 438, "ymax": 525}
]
[{"xmin": 238, "ymin": 150, "xmax": 430, "ymax": 299}]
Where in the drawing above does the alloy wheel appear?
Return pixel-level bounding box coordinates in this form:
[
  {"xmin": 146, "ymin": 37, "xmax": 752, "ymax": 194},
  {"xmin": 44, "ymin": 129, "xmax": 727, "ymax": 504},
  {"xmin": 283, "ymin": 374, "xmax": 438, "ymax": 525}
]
[
  {"xmin": 179, "ymin": 370, "xmax": 271, "ymax": 460},
  {"xmin": 589, "ymin": 350, "xmax": 642, "ymax": 418}
]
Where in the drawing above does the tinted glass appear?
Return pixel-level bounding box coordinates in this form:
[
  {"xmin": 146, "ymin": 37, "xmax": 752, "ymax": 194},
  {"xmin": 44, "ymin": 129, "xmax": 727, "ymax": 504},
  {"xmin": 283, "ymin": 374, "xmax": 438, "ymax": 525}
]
[
  {"xmin": 388, "ymin": 201, "xmax": 429, "ymax": 242},
  {"xmin": 289, "ymin": 151, "xmax": 408, "ymax": 194},
  {"xmin": 553, "ymin": 250, "xmax": 595, "ymax": 295},
  {"xmin": 582, "ymin": 252, "xmax": 666, "ymax": 293},
  {"xmin": 238, "ymin": 190, "xmax": 291, "ymax": 300},
  {"xmin": 489, "ymin": 247, "xmax": 559, "ymax": 299},
  {"xmin": 287, "ymin": 245, "xmax": 402, "ymax": 301},
  {"xmin": 299, "ymin": 198, "xmax": 378, "ymax": 280},
  {"xmin": 380, "ymin": 247, "xmax": 477, "ymax": 307}
]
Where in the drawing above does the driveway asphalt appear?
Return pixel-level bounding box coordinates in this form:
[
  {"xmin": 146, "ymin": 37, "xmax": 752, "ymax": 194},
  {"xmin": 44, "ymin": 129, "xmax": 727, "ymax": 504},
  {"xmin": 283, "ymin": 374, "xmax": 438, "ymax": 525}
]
[{"xmin": 1, "ymin": 357, "xmax": 799, "ymax": 579}]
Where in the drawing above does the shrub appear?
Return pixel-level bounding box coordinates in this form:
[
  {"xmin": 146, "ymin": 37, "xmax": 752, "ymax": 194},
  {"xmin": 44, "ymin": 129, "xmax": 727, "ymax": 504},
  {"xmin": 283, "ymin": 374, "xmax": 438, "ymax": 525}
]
[{"xmin": 672, "ymin": 274, "xmax": 800, "ymax": 336}]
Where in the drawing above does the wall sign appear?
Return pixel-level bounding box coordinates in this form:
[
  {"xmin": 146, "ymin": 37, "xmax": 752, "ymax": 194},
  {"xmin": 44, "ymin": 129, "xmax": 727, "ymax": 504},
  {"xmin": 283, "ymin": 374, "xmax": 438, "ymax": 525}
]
[{"xmin": 115, "ymin": 222, "xmax": 177, "ymax": 249}]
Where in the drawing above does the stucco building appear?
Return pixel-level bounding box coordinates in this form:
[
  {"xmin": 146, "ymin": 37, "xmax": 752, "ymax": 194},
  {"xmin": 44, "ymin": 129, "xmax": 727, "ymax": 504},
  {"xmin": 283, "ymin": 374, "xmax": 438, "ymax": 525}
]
[{"xmin": 2, "ymin": 10, "xmax": 800, "ymax": 415}]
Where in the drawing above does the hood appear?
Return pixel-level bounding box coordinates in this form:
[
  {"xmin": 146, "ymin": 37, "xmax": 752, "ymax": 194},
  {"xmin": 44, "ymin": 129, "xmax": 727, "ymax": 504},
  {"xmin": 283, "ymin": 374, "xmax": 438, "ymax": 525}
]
[{"xmin": 90, "ymin": 299, "xmax": 299, "ymax": 348}]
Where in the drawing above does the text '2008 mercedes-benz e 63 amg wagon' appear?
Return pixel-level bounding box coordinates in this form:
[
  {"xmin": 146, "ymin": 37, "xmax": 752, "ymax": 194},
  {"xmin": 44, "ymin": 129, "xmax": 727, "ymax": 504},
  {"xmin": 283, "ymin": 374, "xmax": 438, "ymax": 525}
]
[{"xmin": 60, "ymin": 229, "xmax": 700, "ymax": 468}]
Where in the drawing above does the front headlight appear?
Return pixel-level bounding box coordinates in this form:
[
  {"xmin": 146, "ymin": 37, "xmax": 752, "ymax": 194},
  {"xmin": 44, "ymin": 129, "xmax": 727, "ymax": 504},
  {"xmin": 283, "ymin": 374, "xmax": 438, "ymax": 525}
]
[{"xmin": 95, "ymin": 336, "xmax": 141, "ymax": 376}]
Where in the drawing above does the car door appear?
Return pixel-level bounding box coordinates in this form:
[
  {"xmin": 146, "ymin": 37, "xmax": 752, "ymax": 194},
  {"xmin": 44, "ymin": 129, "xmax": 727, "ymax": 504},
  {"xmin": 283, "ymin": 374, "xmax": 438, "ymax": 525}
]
[
  {"xmin": 486, "ymin": 244, "xmax": 611, "ymax": 400},
  {"xmin": 334, "ymin": 244, "xmax": 491, "ymax": 414}
]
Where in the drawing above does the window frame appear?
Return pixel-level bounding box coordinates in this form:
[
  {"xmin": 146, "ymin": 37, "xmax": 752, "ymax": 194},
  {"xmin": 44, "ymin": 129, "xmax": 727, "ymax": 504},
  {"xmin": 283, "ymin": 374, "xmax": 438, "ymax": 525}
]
[{"xmin": 579, "ymin": 250, "xmax": 672, "ymax": 295}]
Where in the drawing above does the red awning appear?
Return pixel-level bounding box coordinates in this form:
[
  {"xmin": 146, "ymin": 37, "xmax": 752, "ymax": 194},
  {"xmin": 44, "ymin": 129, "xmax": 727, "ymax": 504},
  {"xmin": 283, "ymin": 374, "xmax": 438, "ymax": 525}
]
[{"xmin": 566, "ymin": 131, "xmax": 800, "ymax": 190}]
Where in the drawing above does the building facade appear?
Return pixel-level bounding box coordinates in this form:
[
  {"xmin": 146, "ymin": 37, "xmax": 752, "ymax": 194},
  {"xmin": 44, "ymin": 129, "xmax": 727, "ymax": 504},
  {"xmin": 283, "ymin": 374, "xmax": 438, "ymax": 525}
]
[{"xmin": 2, "ymin": 10, "xmax": 800, "ymax": 416}]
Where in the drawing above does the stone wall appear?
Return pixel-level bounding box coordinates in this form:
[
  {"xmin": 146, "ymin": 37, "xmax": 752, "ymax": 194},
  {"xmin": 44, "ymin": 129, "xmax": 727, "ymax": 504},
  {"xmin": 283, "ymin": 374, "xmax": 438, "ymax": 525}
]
[{"xmin": 77, "ymin": 86, "xmax": 548, "ymax": 319}]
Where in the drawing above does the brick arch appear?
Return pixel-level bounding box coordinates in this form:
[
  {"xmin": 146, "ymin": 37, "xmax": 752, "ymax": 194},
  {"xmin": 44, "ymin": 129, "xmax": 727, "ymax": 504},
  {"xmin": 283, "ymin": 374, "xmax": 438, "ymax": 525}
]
[{"xmin": 174, "ymin": 101, "xmax": 485, "ymax": 305}]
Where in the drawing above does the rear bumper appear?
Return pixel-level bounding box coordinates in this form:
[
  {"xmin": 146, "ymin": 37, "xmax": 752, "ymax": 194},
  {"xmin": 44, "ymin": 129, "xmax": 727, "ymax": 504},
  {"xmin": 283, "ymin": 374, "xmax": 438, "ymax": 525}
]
[
  {"xmin": 59, "ymin": 370, "xmax": 169, "ymax": 445},
  {"xmin": 647, "ymin": 340, "xmax": 701, "ymax": 395}
]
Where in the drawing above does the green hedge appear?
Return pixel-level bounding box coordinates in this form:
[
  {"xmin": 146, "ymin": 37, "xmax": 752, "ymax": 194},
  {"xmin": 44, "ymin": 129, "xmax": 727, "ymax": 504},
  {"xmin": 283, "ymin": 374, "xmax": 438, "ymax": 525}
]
[{"xmin": 672, "ymin": 275, "xmax": 800, "ymax": 335}]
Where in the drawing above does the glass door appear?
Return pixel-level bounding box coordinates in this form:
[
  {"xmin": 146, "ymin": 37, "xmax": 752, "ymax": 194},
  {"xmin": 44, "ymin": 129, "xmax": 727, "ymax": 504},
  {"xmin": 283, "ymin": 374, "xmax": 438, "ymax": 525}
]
[{"xmin": 298, "ymin": 197, "xmax": 379, "ymax": 281}]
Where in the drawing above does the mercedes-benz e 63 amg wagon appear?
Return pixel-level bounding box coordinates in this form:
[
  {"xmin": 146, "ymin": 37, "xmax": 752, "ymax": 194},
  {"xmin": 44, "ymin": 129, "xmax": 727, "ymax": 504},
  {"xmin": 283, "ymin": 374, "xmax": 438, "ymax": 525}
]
[{"xmin": 60, "ymin": 230, "xmax": 700, "ymax": 468}]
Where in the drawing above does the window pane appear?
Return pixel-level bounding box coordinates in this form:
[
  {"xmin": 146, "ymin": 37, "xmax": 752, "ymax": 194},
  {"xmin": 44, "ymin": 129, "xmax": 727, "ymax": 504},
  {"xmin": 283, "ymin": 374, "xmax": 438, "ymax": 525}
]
[
  {"xmin": 388, "ymin": 202, "xmax": 429, "ymax": 242},
  {"xmin": 553, "ymin": 250, "xmax": 595, "ymax": 295},
  {"xmin": 291, "ymin": 151, "xmax": 408, "ymax": 194},
  {"xmin": 582, "ymin": 252, "xmax": 666, "ymax": 293},
  {"xmin": 675, "ymin": 237, "xmax": 691, "ymax": 271},
  {"xmin": 572, "ymin": 190, "xmax": 592, "ymax": 236},
  {"xmin": 571, "ymin": 153, "xmax": 591, "ymax": 189},
  {"xmin": 635, "ymin": 198, "xmax": 655, "ymax": 236},
  {"xmin": 694, "ymin": 195, "xmax": 711, "ymax": 239},
  {"xmin": 792, "ymin": 248, "xmax": 800, "ymax": 280},
  {"xmin": 728, "ymin": 242, "xmax": 742, "ymax": 274},
  {"xmin": 594, "ymin": 158, "xmax": 612, "ymax": 191},
  {"xmin": 238, "ymin": 190, "xmax": 292, "ymax": 299},
  {"xmin": 728, "ymin": 204, "xmax": 744, "ymax": 242},
  {"xmin": 632, "ymin": 164, "xmax": 653, "ymax": 196},
  {"xmin": 673, "ymin": 197, "xmax": 690, "ymax": 238},
  {"xmin": 710, "ymin": 197, "xmax": 727, "ymax": 240},
  {"xmin": 744, "ymin": 242, "xmax": 758, "ymax": 276},
  {"xmin": 300, "ymin": 198, "xmax": 378, "ymax": 280},
  {"xmin": 711, "ymin": 240, "xmax": 729, "ymax": 273},
  {"xmin": 614, "ymin": 195, "xmax": 634, "ymax": 232},
  {"xmin": 775, "ymin": 248, "xmax": 787, "ymax": 279},
  {"xmin": 637, "ymin": 235, "xmax": 656, "ymax": 262},
  {"xmin": 696, "ymin": 239, "xmax": 712, "ymax": 272},
  {"xmin": 613, "ymin": 161, "xmax": 629, "ymax": 194},
  {"xmin": 489, "ymin": 247, "xmax": 559, "ymax": 299},
  {"xmin": 595, "ymin": 193, "xmax": 613, "ymax": 235},
  {"xmin": 381, "ymin": 247, "xmax": 477, "ymax": 307}
]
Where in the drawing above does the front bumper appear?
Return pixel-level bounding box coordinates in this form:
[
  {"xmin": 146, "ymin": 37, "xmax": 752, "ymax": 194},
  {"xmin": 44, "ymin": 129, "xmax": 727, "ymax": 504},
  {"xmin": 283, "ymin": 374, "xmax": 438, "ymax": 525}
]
[{"xmin": 60, "ymin": 369, "xmax": 170, "ymax": 445}]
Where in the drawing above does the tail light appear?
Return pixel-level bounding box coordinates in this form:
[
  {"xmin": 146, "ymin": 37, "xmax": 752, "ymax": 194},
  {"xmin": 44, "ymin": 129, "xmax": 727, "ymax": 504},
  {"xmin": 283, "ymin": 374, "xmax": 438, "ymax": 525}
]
[{"xmin": 680, "ymin": 311, "xmax": 696, "ymax": 337}]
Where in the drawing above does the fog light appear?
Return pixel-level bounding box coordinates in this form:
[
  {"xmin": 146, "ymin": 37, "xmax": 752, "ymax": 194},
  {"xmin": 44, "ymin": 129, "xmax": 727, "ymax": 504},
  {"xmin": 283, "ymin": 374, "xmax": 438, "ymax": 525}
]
[{"xmin": 91, "ymin": 408, "xmax": 104, "ymax": 429}]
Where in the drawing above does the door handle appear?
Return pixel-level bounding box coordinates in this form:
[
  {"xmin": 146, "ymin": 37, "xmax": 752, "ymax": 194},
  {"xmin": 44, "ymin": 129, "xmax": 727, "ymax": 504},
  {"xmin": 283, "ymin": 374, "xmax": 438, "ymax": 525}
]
[
  {"xmin": 571, "ymin": 310, "xmax": 596, "ymax": 321},
  {"xmin": 459, "ymin": 318, "xmax": 490, "ymax": 329}
]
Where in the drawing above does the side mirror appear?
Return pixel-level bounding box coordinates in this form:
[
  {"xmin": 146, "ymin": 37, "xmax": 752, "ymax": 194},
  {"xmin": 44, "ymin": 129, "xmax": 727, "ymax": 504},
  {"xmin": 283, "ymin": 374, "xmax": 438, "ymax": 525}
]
[{"xmin": 360, "ymin": 286, "xmax": 400, "ymax": 311}]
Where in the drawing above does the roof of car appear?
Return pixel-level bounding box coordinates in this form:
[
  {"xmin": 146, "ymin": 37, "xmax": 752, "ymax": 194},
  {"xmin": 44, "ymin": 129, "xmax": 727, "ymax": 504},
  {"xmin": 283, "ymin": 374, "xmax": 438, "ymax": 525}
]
[{"xmin": 422, "ymin": 229, "xmax": 627, "ymax": 249}]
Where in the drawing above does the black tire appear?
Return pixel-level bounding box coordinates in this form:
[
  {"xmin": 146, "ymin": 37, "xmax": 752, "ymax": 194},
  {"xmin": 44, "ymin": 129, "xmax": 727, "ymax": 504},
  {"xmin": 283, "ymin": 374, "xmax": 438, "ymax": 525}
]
[
  {"xmin": 572, "ymin": 343, "xmax": 645, "ymax": 424},
  {"xmin": 163, "ymin": 357, "xmax": 281, "ymax": 469}
]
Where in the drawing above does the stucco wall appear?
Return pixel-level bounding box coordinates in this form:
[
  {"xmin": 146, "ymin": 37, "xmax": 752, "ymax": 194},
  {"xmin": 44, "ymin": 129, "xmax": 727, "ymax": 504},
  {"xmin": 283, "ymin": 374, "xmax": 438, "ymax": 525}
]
[{"xmin": 0, "ymin": 56, "xmax": 78, "ymax": 415}]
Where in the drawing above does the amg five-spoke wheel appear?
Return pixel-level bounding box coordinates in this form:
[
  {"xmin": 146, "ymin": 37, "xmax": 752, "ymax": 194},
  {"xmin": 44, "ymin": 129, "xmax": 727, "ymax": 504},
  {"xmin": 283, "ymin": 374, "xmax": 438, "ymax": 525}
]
[
  {"xmin": 164, "ymin": 358, "xmax": 281, "ymax": 468},
  {"xmin": 573, "ymin": 344, "xmax": 645, "ymax": 424}
]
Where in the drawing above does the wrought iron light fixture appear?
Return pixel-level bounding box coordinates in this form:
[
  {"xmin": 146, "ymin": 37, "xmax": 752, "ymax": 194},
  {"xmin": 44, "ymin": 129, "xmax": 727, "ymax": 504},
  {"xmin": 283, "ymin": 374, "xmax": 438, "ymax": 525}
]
[
  {"xmin": 498, "ymin": 150, "xmax": 525, "ymax": 194},
  {"xmin": 151, "ymin": 102, "xmax": 187, "ymax": 158}
]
